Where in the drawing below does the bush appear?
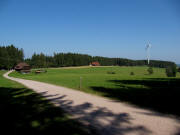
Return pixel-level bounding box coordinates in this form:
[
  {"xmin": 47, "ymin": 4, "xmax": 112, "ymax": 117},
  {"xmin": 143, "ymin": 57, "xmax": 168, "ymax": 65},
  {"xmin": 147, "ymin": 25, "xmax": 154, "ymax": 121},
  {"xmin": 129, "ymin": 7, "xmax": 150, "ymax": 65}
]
[
  {"xmin": 178, "ymin": 67, "xmax": 180, "ymax": 73},
  {"xmin": 130, "ymin": 72, "xmax": 134, "ymax": 75},
  {"xmin": 166, "ymin": 66, "xmax": 177, "ymax": 77},
  {"xmin": 107, "ymin": 71, "xmax": 116, "ymax": 74},
  {"xmin": 147, "ymin": 67, "xmax": 153, "ymax": 75}
]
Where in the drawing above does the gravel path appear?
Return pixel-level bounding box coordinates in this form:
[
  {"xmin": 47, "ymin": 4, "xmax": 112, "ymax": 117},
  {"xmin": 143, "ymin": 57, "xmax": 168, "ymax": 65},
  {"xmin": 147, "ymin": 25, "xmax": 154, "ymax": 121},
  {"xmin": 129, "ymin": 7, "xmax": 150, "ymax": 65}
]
[{"xmin": 4, "ymin": 71, "xmax": 180, "ymax": 135}]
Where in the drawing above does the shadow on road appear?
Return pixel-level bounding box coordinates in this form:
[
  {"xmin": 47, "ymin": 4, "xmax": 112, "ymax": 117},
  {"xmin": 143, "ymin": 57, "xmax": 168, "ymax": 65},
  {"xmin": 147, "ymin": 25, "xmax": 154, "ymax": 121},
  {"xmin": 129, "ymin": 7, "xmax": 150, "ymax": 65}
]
[{"xmin": 45, "ymin": 93, "xmax": 152, "ymax": 135}]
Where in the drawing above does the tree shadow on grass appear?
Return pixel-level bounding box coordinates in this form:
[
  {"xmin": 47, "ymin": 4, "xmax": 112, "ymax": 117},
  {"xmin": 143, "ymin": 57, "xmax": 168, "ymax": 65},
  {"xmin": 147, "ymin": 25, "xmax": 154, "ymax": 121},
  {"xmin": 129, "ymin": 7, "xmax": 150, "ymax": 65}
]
[
  {"xmin": 90, "ymin": 78, "xmax": 180, "ymax": 117},
  {"xmin": 0, "ymin": 87, "xmax": 98, "ymax": 135}
]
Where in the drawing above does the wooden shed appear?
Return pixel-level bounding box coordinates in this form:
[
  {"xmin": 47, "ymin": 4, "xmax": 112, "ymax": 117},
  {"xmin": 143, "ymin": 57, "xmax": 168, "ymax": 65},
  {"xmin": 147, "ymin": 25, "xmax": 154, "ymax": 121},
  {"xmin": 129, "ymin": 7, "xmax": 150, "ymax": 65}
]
[{"xmin": 15, "ymin": 62, "xmax": 31, "ymax": 73}]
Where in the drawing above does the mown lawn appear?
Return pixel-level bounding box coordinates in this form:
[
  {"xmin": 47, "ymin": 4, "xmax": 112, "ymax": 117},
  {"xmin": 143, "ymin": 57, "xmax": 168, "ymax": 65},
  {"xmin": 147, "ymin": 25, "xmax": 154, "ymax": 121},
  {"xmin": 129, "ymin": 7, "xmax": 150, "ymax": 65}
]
[
  {"xmin": 0, "ymin": 71, "xmax": 97, "ymax": 135},
  {"xmin": 10, "ymin": 66, "xmax": 180, "ymax": 116}
]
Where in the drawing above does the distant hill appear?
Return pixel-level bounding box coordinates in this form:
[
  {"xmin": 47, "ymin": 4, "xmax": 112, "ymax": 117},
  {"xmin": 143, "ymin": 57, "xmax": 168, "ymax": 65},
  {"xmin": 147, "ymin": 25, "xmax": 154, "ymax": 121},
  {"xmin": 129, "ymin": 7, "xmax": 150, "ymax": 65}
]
[{"xmin": 177, "ymin": 64, "xmax": 180, "ymax": 67}]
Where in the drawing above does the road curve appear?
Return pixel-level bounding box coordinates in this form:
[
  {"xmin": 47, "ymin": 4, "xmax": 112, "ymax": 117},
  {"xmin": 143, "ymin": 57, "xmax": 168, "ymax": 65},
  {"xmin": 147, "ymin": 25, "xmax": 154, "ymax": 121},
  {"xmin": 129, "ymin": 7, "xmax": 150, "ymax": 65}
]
[{"xmin": 3, "ymin": 70, "xmax": 180, "ymax": 135}]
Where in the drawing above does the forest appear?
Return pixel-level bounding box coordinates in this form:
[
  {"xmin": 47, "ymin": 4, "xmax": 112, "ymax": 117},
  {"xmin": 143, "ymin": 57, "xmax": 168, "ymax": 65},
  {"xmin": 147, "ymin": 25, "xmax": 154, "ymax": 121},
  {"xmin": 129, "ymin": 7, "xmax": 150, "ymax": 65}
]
[
  {"xmin": 0, "ymin": 45, "xmax": 24, "ymax": 69},
  {"xmin": 0, "ymin": 45, "xmax": 177, "ymax": 69}
]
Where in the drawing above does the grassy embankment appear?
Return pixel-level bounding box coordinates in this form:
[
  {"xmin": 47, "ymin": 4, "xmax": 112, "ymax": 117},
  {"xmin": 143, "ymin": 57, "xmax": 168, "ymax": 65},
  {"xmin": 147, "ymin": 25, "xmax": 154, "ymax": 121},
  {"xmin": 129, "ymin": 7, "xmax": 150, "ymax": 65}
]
[
  {"xmin": 0, "ymin": 71, "xmax": 97, "ymax": 135},
  {"xmin": 10, "ymin": 66, "xmax": 180, "ymax": 116}
]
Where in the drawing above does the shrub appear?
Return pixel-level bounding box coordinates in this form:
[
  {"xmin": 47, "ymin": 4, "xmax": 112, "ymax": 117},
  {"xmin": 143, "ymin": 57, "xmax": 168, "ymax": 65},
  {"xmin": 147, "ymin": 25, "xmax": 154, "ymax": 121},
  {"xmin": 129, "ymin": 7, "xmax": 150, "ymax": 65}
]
[
  {"xmin": 130, "ymin": 72, "xmax": 134, "ymax": 75},
  {"xmin": 178, "ymin": 67, "xmax": 180, "ymax": 73},
  {"xmin": 147, "ymin": 67, "xmax": 153, "ymax": 75},
  {"xmin": 166, "ymin": 66, "xmax": 177, "ymax": 77},
  {"xmin": 107, "ymin": 71, "xmax": 116, "ymax": 74}
]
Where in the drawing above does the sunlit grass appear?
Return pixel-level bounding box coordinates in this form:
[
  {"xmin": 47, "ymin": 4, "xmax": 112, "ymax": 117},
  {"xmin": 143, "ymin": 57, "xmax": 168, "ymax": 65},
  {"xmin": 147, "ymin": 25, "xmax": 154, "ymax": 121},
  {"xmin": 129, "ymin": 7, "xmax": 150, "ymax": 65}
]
[{"xmin": 9, "ymin": 66, "xmax": 180, "ymax": 94}]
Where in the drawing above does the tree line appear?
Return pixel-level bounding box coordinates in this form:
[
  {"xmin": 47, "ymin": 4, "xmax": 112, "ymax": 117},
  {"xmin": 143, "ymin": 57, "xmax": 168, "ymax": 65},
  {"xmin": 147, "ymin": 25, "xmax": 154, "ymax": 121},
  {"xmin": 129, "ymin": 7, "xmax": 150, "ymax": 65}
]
[
  {"xmin": 25, "ymin": 53, "xmax": 176, "ymax": 69},
  {"xmin": 0, "ymin": 45, "xmax": 177, "ymax": 69}
]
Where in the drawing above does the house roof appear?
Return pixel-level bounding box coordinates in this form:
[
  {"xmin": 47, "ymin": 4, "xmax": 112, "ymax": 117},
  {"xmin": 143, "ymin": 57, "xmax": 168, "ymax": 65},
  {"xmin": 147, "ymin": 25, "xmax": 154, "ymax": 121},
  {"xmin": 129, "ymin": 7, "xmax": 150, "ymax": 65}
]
[
  {"xmin": 91, "ymin": 61, "xmax": 100, "ymax": 65},
  {"xmin": 15, "ymin": 62, "xmax": 30, "ymax": 69}
]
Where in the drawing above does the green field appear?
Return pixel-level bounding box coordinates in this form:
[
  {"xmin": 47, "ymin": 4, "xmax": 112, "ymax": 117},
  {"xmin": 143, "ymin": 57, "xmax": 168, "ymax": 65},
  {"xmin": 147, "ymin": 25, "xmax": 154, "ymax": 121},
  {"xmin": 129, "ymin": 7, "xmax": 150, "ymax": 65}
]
[
  {"xmin": 10, "ymin": 66, "xmax": 175, "ymax": 91},
  {"xmin": 0, "ymin": 71, "xmax": 97, "ymax": 135},
  {"xmin": 10, "ymin": 66, "xmax": 180, "ymax": 116}
]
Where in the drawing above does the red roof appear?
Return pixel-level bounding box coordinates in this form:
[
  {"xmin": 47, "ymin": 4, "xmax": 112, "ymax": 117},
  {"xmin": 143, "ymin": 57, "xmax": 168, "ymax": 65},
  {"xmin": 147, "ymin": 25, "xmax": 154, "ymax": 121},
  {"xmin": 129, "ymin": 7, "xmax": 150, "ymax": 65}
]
[{"xmin": 91, "ymin": 61, "xmax": 100, "ymax": 66}]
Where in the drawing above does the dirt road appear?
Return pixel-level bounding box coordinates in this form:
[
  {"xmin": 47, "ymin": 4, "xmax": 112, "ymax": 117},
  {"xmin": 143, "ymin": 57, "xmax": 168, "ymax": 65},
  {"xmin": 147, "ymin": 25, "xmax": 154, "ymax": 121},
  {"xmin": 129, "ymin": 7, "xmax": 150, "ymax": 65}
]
[{"xmin": 3, "ymin": 71, "xmax": 180, "ymax": 135}]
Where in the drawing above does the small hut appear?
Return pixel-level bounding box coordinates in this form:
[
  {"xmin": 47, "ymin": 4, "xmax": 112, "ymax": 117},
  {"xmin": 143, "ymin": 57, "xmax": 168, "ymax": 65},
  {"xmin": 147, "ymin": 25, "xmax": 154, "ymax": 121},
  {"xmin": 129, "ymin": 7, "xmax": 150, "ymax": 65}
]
[
  {"xmin": 15, "ymin": 62, "xmax": 31, "ymax": 73},
  {"xmin": 90, "ymin": 61, "xmax": 100, "ymax": 66}
]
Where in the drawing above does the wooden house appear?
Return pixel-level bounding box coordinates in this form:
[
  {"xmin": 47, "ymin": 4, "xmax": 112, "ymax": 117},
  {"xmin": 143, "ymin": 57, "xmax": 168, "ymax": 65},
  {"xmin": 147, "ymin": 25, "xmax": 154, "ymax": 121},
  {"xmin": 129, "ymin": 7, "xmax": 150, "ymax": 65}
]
[{"xmin": 14, "ymin": 62, "xmax": 31, "ymax": 73}]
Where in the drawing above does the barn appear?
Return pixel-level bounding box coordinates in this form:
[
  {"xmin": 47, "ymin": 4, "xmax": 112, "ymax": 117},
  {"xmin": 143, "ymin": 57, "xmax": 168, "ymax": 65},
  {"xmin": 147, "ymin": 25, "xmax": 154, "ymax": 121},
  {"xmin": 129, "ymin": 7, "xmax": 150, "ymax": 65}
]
[
  {"xmin": 90, "ymin": 61, "xmax": 100, "ymax": 66},
  {"xmin": 14, "ymin": 62, "xmax": 31, "ymax": 73}
]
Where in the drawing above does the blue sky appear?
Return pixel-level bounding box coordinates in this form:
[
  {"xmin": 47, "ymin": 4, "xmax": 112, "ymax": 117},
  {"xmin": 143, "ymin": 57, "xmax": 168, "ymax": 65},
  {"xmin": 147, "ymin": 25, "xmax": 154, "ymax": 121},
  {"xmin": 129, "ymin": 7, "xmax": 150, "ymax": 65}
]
[{"xmin": 0, "ymin": 0, "xmax": 180, "ymax": 63}]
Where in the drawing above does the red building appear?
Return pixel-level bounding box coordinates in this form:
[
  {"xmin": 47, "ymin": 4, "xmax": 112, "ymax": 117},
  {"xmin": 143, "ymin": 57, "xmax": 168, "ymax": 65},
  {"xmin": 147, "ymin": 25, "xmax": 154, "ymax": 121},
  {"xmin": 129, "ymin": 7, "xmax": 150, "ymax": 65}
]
[{"xmin": 91, "ymin": 61, "xmax": 100, "ymax": 66}]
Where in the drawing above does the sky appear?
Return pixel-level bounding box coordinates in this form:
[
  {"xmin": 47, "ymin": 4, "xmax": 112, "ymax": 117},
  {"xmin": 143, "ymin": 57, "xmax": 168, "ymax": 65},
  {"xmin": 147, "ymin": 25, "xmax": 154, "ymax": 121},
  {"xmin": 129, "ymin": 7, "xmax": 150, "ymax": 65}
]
[{"xmin": 0, "ymin": 0, "xmax": 180, "ymax": 63}]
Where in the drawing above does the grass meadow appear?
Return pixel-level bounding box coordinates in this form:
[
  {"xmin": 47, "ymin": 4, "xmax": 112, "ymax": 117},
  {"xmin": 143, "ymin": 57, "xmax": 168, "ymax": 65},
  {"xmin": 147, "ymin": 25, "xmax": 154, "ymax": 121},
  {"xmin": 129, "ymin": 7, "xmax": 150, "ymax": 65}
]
[
  {"xmin": 10, "ymin": 66, "xmax": 180, "ymax": 116},
  {"xmin": 0, "ymin": 71, "xmax": 97, "ymax": 135}
]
